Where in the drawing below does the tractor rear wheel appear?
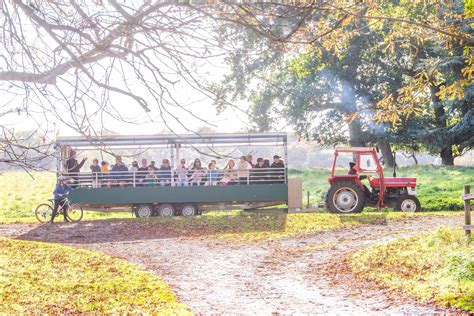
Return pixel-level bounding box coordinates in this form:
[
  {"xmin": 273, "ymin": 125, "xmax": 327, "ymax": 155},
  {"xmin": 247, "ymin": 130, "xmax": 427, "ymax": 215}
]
[
  {"xmin": 326, "ymin": 181, "xmax": 365, "ymax": 214},
  {"xmin": 395, "ymin": 196, "xmax": 421, "ymax": 212}
]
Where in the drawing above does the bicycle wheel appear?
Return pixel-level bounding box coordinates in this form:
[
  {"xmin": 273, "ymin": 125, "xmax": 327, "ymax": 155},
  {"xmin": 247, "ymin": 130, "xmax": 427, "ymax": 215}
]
[
  {"xmin": 66, "ymin": 203, "xmax": 83, "ymax": 222},
  {"xmin": 35, "ymin": 204, "xmax": 53, "ymax": 223}
]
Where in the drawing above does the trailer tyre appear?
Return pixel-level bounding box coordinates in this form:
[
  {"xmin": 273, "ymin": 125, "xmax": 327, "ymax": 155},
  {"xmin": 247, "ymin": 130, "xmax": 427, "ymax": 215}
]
[
  {"xmin": 181, "ymin": 203, "xmax": 198, "ymax": 217},
  {"xmin": 135, "ymin": 204, "xmax": 153, "ymax": 218},
  {"xmin": 326, "ymin": 181, "xmax": 365, "ymax": 214},
  {"xmin": 157, "ymin": 204, "xmax": 175, "ymax": 217},
  {"xmin": 395, "ymin": 195, "xmax": 421, "ymax": 212}
]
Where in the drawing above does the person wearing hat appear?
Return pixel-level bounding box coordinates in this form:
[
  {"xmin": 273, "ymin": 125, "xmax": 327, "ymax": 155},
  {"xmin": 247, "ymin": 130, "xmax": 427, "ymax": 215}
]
[
  {"xmin": 50, "ymin": 176, "xmax": 73, "ymax": 224},
  {"xmin": 270, "ymin": 155, "xmax": 285, "ymax": 183},
  {"xmin": 66, "ymin": 150, "xmax": 87, "ymax": 184}
]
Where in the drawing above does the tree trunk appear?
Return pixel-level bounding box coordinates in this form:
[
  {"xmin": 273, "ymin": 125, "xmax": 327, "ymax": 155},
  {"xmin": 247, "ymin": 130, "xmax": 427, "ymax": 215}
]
[
  {"xmin": 377, "ymin": 141, "xmax": 395, "ymax": 168},
  {"xmin": 440, "ymin": 146, "xmax": 454, "ymax": 165},
  {"xmin": 430, "ymin": 84, "xmax": 454, "ymax": 166},
  {"xmin": 348, "ymin": 119, "xmax": 366, "ymax": 147},
  {"xmin": 340, "ymin": 81, "xmax": 366, "ymax": 147}
]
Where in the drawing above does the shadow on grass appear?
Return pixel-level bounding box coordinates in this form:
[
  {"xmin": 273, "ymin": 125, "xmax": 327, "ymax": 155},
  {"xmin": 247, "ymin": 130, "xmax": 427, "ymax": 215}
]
[{"xmin": 15, "ymin": 212, "xmax": 289, "ymax": 245}]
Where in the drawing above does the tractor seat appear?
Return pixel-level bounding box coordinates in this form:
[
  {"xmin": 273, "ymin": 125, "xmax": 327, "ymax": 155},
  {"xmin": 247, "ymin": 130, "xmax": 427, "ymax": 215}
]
[{"xmin": 370, "ymin": 177, "xmax": 416, "ymax": 188}]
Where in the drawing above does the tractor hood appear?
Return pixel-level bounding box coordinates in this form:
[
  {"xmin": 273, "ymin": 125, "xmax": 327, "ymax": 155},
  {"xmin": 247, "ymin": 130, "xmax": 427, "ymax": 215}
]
[{"xmin": 370, "ymin": 177, "xmax": 417, "ymax": 188}]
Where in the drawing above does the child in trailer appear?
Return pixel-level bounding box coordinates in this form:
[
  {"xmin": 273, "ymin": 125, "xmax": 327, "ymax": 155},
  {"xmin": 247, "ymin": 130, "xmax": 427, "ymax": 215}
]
[
  {"xmin": 175, "ymin": 159, "xmax": 189, "ymax": 186},
  {"xmin": 50, "ymin": 176, "xmax": 73, "ymax": 224},
  {"xmin": 253, "ymin": 157, "xmax": 266, "ymax": 184},
  {"xmin": 159, "ymin": 159, "xmax": 172, "ymax": 186},
  {"xmin": 90, "ymin": 159, "xmax": 101, "ymax": 188},
  {"xmin": 207, "ymin": 161, "xmax": 219, "ymax": 186},
  {"xmin": 189, "ymin": 158, "xmax": 205, "ymax": 186},
  {"xmin": 144, "ymin": 167, "xmax": 158, "ymax": 187},
  {"xmin": 100, "ymin": 160, "xmax": 109, "ymax": 187}
]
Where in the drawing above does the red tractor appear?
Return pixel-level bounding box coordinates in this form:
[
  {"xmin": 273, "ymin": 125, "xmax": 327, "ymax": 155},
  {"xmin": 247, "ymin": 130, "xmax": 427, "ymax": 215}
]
[{"xmin": 325, "ymin": 148, "xmax": 420, "ymax": 213}]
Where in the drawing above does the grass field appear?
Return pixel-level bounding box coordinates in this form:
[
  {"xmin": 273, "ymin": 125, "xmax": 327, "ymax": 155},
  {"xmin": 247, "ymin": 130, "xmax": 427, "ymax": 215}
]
[
  {"xmin": 0, "ymin": 165, "xmax": 471, "ymax": 224},
  {"xmin": 0, "ymin": 238, "xmax": 190, "ymax": 314},
  {"xmin": 351, "ymin": 228, "xmax": 473, "ymax": 312}
]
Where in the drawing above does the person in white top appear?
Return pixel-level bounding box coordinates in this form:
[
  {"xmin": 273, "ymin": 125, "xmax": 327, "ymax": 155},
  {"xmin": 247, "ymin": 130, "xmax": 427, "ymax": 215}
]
[
  {"xmin": 237, "ymin": 155, "xmax": 251, "ymax": 184},
  {"xmin": 175, "ymin": 159, "xmax": 189, "ymax": 186}
]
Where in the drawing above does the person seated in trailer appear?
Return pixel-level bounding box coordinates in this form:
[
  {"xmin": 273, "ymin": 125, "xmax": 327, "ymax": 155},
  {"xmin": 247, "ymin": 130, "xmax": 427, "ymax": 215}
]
[
  {"xmin": 90, "ymin": 159, "xmax": 101, "ymax": 188},
  {"xmin": 137, "ymin": 158, "xmax": 148, "ymax": 186},
  {"xmin": 108, "ymin": 156, "xmax": 129, "ymax": 187},
  {"xmin": 189, "ymin": 158, "xmax": 205, "ymax": 186},
  {"xmin": 237, "ymin": 155, "xmax": 251, "ymax": 184},
  {"xmin": 270, "ymin": 155, "xmax": 285, "ymax": 183},
  {"xmin": 220, "ymin": 159, "xmax": 237, "ymax": 185},
  {"xmin": 253, "ymin": 157, "xmax": 266, "ymax": 184},
  {"xmin": 50, "ymin": 176, "xmax": 73, "ymax": 224},
  {"xmin": 149, "ymin": 160, "xmax": 158, "ymax": 171},
  {"xmin": 262, "ymin": 159, "xmax": 271, "ymax": 183},
  {"xmin": 90, "ymin": 159, "xmax": 101, "ymax": 173},
  {"xmin": 130, "ymin": 160, "xmax": 139, "ymax": 172},
  {"xmin": 144, "ymin": 167, "xmax": 158, "ymax": 186},
  {"xmin": 159, "ymin": 159, "xmax": 172, "ymax": 186},
  {"xmin": 100, "ymin": 160, "xmax": 109, "ymax": 187},
  {"xmin": 175, "ymin": 159, "xmax": 189, "ymax": 186},
  {"xmin": 207, "ymin": 161, "xmax": 219, "ymax": 186},
  {"xmin": 101, "ymin": 160, "xmax": 109, "ymax": 173},
  {"xmin": 66, "ymin": 150, "xmax": 87, "ymax": 185},
  {"xmin": 246, "ymin": 154, "xmax": 255, "ymax": 168}
]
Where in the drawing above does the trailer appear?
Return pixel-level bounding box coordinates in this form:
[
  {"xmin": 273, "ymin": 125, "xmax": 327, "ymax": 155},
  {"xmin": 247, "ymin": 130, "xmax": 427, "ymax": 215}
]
[{"xmin": 54, "ymin": 133, "xmax": 304, "ymax": 217}]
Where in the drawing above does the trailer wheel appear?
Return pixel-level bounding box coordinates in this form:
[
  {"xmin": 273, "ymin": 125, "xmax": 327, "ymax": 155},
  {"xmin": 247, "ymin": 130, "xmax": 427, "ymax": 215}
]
[
  {"xmin": 157, "ymin": 204, "xmax": 175, "ymax": 217},
  {"xmin": 135, "ymin": 204, "xmax": 153, "ymax": 218},
  {"xmin": 395, "ymin": 196, "xmax": 420, "ymax": 212},
  {"xmin": 181, "ymin": 203, "xmax": 198, "ymax": 217},
  {"xmin": 326, "ymin": 181, "xmax": 365, "ymax": 214}
]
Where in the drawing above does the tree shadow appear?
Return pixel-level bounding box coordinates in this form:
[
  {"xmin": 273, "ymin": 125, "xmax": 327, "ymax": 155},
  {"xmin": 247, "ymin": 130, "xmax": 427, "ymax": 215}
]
[{"xmin": 15, "ymin": 213, "xmax": 289, "ymax": 245}]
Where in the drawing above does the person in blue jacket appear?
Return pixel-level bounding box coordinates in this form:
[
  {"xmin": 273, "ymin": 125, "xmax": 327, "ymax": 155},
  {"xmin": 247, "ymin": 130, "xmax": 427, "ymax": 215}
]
[{"xmin": 50, "ymin": 176, "xmax": 73, "ymax": 224}]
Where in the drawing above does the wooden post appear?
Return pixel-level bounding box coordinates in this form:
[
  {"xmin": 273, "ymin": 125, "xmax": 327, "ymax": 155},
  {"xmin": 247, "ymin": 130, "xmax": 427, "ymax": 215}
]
[{"xmin": 464, "ymin": 185, "xmax": 471, "ymax": 236}]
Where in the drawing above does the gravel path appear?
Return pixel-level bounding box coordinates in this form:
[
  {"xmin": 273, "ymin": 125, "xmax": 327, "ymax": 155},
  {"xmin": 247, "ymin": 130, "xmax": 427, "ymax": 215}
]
[{"xmin": 0, "ymin": 214, "xmax": 465, "ymax": 315}]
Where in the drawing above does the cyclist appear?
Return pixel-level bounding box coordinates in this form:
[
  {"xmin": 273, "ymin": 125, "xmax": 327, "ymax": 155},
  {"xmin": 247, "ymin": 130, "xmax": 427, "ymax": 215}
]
[{"xmin": 50, "ymin": 176, "xmax": 73, "ymax": 224}]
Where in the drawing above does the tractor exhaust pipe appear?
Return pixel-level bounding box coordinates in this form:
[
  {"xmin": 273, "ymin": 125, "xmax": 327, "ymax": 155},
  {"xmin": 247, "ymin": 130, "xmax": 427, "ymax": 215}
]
[{"xmin": 393, "ymin": 151, "xmax": 397, "ymax": 178}]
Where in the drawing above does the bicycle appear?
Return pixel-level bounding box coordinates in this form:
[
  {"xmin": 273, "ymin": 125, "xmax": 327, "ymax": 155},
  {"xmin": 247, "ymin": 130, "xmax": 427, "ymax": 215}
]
[{"xmin": 35, "ymin": 194, "xmax": 83, "ymax": 223}]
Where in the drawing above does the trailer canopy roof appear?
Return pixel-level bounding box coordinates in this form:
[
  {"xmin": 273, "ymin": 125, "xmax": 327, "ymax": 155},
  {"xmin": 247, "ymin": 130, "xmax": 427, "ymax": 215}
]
[{"xmin": 55, "ymin": 132, "xmax": 287, "ymax": 149}]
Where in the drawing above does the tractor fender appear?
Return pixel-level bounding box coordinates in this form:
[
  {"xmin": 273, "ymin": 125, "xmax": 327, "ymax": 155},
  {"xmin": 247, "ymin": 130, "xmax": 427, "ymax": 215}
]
[{"xmin": 328, "ymin": 175, "xmax": 365, "ymax": 191}]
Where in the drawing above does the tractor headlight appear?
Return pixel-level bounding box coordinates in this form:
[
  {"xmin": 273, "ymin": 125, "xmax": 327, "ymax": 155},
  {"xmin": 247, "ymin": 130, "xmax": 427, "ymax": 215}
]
[{"xmin": 407, "ymin": 187, "xmax": 417, "ymax": 195}]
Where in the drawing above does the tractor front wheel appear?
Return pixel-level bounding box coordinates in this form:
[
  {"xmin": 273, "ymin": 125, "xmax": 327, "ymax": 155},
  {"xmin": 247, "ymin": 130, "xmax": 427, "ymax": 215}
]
[
  {"xmin": 326, "ymin": 181, "xmax": 365, "ymax": 214},
  {"xmin": 395, "ymin": 196, "xmax": 421, "ymax": 212}
]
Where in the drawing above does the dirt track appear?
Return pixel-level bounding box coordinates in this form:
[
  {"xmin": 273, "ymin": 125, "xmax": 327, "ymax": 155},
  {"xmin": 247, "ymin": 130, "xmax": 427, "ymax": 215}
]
[{"xmin": 0, "ymin": 215, "xmax": 465, "ymax": 315}]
